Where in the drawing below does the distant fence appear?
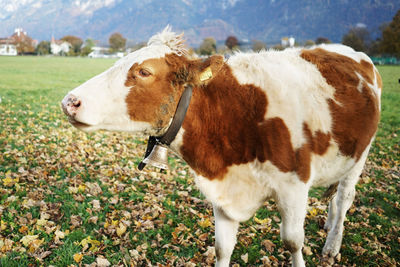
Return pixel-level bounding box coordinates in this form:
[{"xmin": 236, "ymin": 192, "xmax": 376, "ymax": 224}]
[{"xmin": 371, "ymin": 57, "xmax": 400, "ymax": 65}]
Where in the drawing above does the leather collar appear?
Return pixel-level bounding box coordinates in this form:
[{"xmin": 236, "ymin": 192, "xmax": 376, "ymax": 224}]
[{"xmin": 138, "ymin": 84, "xmax": 193, "ymax": 170}]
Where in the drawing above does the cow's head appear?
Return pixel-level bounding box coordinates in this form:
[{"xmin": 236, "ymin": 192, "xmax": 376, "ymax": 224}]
[{"xmin": 62, "ymin": 26, "xmax": 223, "ymax": 135}]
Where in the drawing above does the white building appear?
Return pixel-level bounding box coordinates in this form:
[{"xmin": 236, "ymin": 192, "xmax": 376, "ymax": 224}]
[
  {"xmin": 88, "ymin": 46, "xmax": 124, "ymax": 58},
  {"xmin": 281, "ymin": 37, "xmax": 295, "ymax": 48},
  {"xmin": 0, "ymin": 43, "xmax": 17, "ymax": 56},
  {"xmin": 51, "ymin": 36, "xmax": 71, "ymax": 55}
]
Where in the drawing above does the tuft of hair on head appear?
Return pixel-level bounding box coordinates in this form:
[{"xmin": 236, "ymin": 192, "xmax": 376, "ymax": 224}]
[{"xmin": 147, "ymin": 25, "xmax": 188, "ymax": 56}]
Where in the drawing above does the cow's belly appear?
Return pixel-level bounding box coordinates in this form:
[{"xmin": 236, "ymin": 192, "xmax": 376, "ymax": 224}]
[
  {"xmin": 194, "ymin": 163, "xmax": 274, "ymax": 222},
  {"xmin": 194, "ymin": 160, "xmax": 310, "ymax": 222},
  {"xmin": 310, "ymin": 145, "xmax": 357, "ymax": 187},
  {"xmin": 194, "ymin": 145, "xmax": 359, "ymax": 222}
]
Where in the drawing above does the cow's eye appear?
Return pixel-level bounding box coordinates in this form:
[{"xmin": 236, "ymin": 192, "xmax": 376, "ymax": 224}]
[{"xmin": 139, "ymin": 69, "xmax": 151, "ymax": 77}]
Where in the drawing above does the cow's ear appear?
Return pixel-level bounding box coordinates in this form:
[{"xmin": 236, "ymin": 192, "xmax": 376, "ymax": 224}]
[{"xmin": 191, "ymin": 55, "xmax": 224, "ymax": 86}]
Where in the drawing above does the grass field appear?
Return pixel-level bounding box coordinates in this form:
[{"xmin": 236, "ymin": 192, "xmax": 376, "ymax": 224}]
[{"xmin": 0, "ymin": 56, "xmax": 399, "ymax": 266}]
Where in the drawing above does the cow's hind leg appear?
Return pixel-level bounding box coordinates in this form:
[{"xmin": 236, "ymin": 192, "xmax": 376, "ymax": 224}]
[
  {"xmin": 324, "ymin": 194, "xmax": 337, "ymax": 232},
  {"xmin": 213, "ymin": 205, "xmax": 239, "ymax": 267},
  {"xmin": 322, "ymin": 171, "xmax": 360, "ymax": 256},
  {"xmin": 322, "ymin": 150, "xmax": 370, "ymax": 257},
  {"xmin": 276, "ymin": 182, "xmax": 308, "ymax": 267}
]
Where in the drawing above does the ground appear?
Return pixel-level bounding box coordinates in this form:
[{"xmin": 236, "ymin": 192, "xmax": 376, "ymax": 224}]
[{"xmin": 0, "ymin": 56, "xmax": 399, "ymax": 266}]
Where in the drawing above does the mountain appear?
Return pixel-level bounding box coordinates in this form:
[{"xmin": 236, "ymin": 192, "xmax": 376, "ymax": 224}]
[{"xmin": 0, "ymin": 0, "xmax": 398, "ymax": 46}]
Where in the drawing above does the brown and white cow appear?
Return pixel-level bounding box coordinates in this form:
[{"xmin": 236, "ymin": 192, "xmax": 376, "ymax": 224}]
[{"xmin": 62, "ymin": 27, "xmax": 381, "ymax": 267}]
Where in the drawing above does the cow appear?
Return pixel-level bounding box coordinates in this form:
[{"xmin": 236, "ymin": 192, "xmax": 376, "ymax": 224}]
[{"xmin": 62, "ymin": 27, "xmax": 381, "ymax": 267}]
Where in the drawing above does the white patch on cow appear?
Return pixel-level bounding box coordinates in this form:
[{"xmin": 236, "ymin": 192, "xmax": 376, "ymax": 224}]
[
  {"xmin": 356, "ymin": 70, "xmax": 382, "ymax": 112},
  {"xmin": 195, "ymin": 162, "xmax": 274, "ymax": 222},
  {"xmin": 315, "ymin": 43, "xmax": 372, "ymax": 64},
  {"xmin": 147, "ymin": 25, "xmax": 187, "ymax": 56},
  {"xmin": 227, "ymin": 49, "xmax": 334, "ymax": 149},
  {"xmin": 310, "ymin": 148, "xmax": 356, "ymax": 187},
  {"xmin": 169, "ymin": 127, "xmax": 185, "ymax": 155},
  {"xmin": 355, "ymin": 72, "xmax": 365, "ymax": 93},
  {"xmin": 373, "ymin": 69, "xmax": 382, "ymax": 111}
]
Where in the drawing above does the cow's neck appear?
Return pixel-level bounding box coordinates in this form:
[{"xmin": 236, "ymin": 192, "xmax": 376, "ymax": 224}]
[{"xmin": 174, "ymin": 64, "xmax": 269, "ymax": 180}]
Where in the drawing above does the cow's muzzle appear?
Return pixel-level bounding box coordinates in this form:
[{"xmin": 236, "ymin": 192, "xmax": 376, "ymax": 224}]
[
  {"xmin": 61, "ymin": 94, "xmax": 90, "ymax": 128},
  {"xmin": 62, "ymin": 94, "xmax": 81, "ymax": 117}
]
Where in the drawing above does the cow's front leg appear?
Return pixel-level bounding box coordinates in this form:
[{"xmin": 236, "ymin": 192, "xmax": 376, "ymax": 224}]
[
  {"xmin": 213, "ymin": 205, "xmax": 239, "ymax": 267},
  {"xmin": 276, "ymin": 184, "xmax": 308, "ymax": 267}
]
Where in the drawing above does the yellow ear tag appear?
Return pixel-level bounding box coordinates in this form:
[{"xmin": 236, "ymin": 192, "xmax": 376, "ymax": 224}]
[{"xmin": 199, "ymin": 67, "xmax": 213, "ymax": 82}]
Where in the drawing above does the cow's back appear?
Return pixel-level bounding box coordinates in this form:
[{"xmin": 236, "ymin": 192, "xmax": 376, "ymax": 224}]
[{"xmin": 226, "ymin": 45, "xmax": 381, "ymax": 186}]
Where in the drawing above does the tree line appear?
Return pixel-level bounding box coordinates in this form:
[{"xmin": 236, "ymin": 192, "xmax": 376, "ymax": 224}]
[
  {"xmin": 35, "ymin": 32, "xmax": 127, "ymax": 56},
  {"xmin": 342, "ymin": 9, "xmax": 400, "ymax": 57}
]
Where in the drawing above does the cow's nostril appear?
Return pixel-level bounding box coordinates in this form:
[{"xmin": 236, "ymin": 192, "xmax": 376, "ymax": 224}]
[{"xmin": 73, "ymin": 99, "xmax": 81, "ymax": 108}]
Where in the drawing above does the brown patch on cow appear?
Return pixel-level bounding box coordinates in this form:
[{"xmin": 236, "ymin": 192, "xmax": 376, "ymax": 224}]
[
  {"xmin": 283, "ymin": 239, "xmax": 300, "ymax": 253},
  {"xmin": 215, "ymin": 245, "xmax": 222, "ymax": 261},
  {"xmin": 303, "ymin": 123, "xmax": 331, "ymax": 155},
  {"xmin": 300, "ymin": 48, "xmax": 380, "ymax": 160},
  {"xmin": 180, "ymin": 63, "xmax": 328, "ymax": 182},
  {"xmin": 181, "ymin": 63, "xmax": 267, "ymax": 179},
  {"xmin": 125, "ymin": 58, "xmax": 183, "ymax": 130},
  {"xmin": 124, "ymin": 55, "xmax": 213, "ymax": 131}
]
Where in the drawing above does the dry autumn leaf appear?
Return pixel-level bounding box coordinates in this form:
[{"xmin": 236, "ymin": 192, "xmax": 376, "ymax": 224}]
[
  {"xmin": 116, "ymin": 222, "xmax": 127, "ymax": 237},
  {"xmin": 73, "ymin": 253, "xmax": 83, "ymax": 263},
  {"xmin": 198, "ymin": 218, "xmax": 212, "ymax": 228},
  {"xmin": 20, "ymin": 235, "xmax": 39, "ymax": 247}
]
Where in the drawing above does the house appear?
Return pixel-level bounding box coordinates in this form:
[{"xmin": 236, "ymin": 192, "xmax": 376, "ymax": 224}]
[
  {"xmin": 0, "ymin": 39, "xmax": 17, "ymax": 56},
  {"xmin": 0, "ymin": 28, "xmax": 35, "ymax": 56},
  {"xmin": 281, "ymin": 36, "xmax": 295, "ymax": 47},
  {"xmin": 51, "ymin": 36, "xmax": 71, "ymax": 55}
]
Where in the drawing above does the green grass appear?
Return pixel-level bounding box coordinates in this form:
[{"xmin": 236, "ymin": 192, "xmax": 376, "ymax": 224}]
[{"xmin": 0, "ymin": 56, "xmax": 399, "ymax": 266}]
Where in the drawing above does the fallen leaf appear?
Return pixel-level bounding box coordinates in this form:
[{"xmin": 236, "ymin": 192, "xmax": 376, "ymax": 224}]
[
  {"xmin": 198, "ymin": 218, "xmax": 212, "ymax": 228},
  {"xmin": 303, "ymin": 245, "xmax": 313, "ymax": 256},
  {"xmin": 254, "ymin": 216, "xmax": 271, "ymax": 225},
  {"xmin": 88, "ymin": 216, "xmax": 99, "ymax": 224},
  {"xmin": 96, "ymin": 256, "xmax": 111, "ymax": 267},
  {"xmin": 73, "ymin": 253, "xmax": 83, "ymax": 263},
  {"xmin": 20, "ymin": 235, "xmax": 39, "ymax": 247},
  {"xmin": 19, "ymin": 225, "xmax": 29, "ymax": 234},
  {"xmin": 117, "ymin": 222, "xmax": 127, "ymax": 237},
  {"xmin": 91, "ymin": 199, "xmax": 101, "ymax": 211},
  {"xmin": 262, "ymin": 239, "xmax": 276, "ymax": 253},
  {"xmin": 241, "ymin": 253, "xmax": 248, "ymax": 263}
]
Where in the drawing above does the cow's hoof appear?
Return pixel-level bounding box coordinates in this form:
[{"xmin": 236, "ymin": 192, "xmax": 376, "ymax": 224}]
[{"xmin": 322, "ymin": 242, "xmax": 340, "ymax": 257}]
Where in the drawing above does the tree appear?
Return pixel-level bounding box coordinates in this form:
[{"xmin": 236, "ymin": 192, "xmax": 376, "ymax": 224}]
[
  {"xmin": 315, "ymin": 37, "xmax": 331, "ymax": 44},
  {"xmin": 342, "ymin": 27, "xmax": 371, "ymax": 52},
  {"xmin": 304, "ymin": 40, "xmax": 315, "ymax": 47},
  {"xmin": 12, "ymin": 30, "xmax": 35, "ymax": 54},
  {"xmin": 380, "ymin": 9, "xmax": 400, "ymax": 57},
  {"xmin": 225, "ymin": 36, "xmax": 239, "ymax": 50},
  {"xmin": 199, "ymin": 37, "xmax": 216, "ymax": 56},
  {"xmin": 109, "ymin": 33, "xmax": 126, "ymax": 52},
  {"xmin": 36, "ymin": 41, "xmax": 51, "ymax": 55},
  {"xmin": 252, "ymin": 40, "xmax": 267, "ymax": 52},
  {"xmin": 80, "ymin": 38, "xmax": 96, "ymax": 56},
  {"xmin": 61, "ymin": 35, "xmax": 83, "ymax": 56}
]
